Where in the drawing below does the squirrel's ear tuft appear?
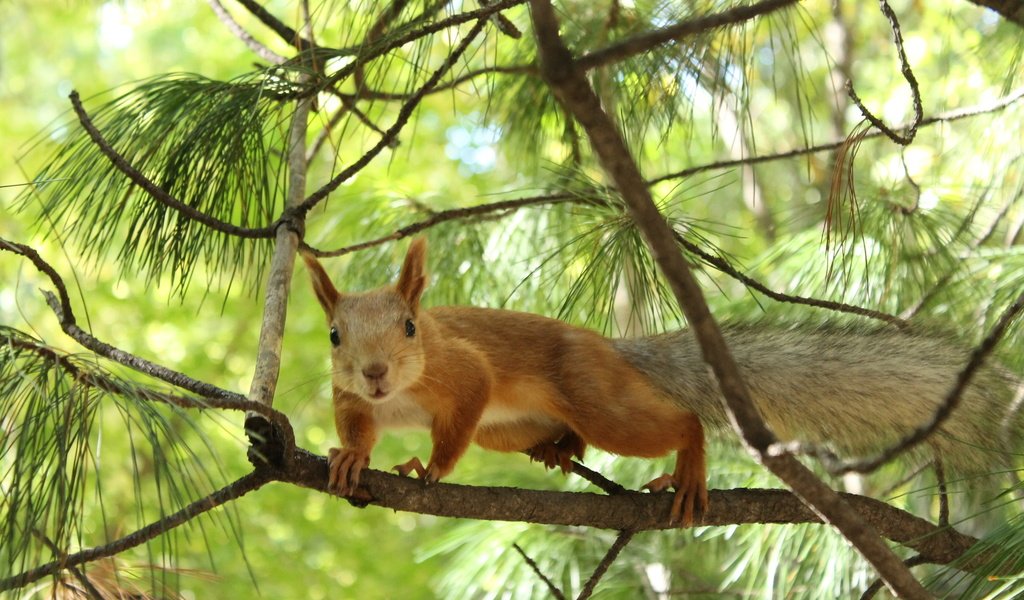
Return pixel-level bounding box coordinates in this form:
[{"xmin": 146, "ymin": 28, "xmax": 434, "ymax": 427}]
[
  {"xmin": 301, "ymin": 252, "xmax": 340, "ymax": 314},
  {"xmin": 396, "ymin": 238, "xmax": 428, "ymax": 310}
]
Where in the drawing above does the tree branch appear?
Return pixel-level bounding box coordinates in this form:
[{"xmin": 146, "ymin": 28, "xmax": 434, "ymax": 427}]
[
  {"xmin": 297, "ymin": 17, "xmax": 491, "ymax": 215},
  {"xmin": 0, "ymin": 471, "xmax": 270, "ymax": 593},
  {"xmin": 576, "ymin": 0, "xmax": 799, "ymax": 72},
  {"xmin": 578, "ymin": 530, "xmax": 635, "ymax": 600},
  {"xmin": 0, "ymin": 238, "xmax": 250, "ymax": 403},
  {"xmin": 273, "ymin": 449, "xmax": 991, "ymax": 572},
  {"xmin": 233, "ymin": 0, "xmax": 314, "ymax": 50},
  {"xmin": 526, "ymin": 1, "xmax": 930, "ymax": 596},
  {"xmin": 304, "ymin": 192, "xmax": 580, "ymax": 256},
  {"xmin": 845, "ymin": 0, "xmax": 923, "ymax": 146},
  {"xmin": 68, "ymin": 91, "xmax": 277, "ymax": 239},
  {"xmin": 207, "ymin": 0, "xmax": 286, "ymax": 64}
]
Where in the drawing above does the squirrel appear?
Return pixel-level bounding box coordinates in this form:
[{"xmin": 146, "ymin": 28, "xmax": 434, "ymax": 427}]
[{"xmin": 302, "ymin": 238, "xmax": 1020, "ymax": 526}]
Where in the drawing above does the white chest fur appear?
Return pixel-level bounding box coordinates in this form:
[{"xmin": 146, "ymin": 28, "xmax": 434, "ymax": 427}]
[{"xmin": 372, "ymin": 392, "xmax": 432, "ymax": 428}]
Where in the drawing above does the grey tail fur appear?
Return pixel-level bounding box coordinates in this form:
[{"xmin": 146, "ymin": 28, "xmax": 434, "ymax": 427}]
[{"xmin": 611, "ymin": 323, "xmax": 1022, "ymax": 471}]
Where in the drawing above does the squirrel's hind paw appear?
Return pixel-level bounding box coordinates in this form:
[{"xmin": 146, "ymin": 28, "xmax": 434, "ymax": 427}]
[
  {"xmin": 393, "ymin": 456, "xmax": 443, "ymax": 483},
  {"xmin": 643, "ymin": 473, "xmax": 708, "ymax": 527}
]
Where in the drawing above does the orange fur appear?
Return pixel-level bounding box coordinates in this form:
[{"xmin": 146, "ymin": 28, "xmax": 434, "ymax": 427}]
[{"xmin": 302, "ymin": 239, "xmax": 708, "ymax": 526}]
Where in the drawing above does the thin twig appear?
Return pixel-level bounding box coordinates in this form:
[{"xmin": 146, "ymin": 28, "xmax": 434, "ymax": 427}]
[
  {"xmin": 577, "ymin": 530, "xmax": 636, "ymax": 600},
  {"xmin": 206, "ymin": 0, "xmax": 286, "ymax": 64},
  {"xmin": 297, "ymin": 17, "xmax": 491, "ymax": 215},
  {"xmin": 576, "ymin": 0, "xmax": 798, "ymax": 71},
  {"xmin": 512, "ymin": 543, "xmax": 567, "ymax": 600},
  {"xmin": 859, "ymin": 555, "xmax": 931, "ymax": 600},
  {"xmin": 32, "ymin": 531, "xmax": 106, "ymax": 600},
  {"xmin": 0, "ymin": 239, "xmax": 251, "ymax": 403},
  {"xmin": 68, "ymin": 91, "xmax": 277, "ymax": 239},
  {"xmin": 934, "ymin": 458, "xmax": 950, "ymax": 528},
  {"xmin": 651, "ymin": 84, "xmax": 1024, "ymax": 185},
  {"xmin": 304, "ymin": 192, "xmax": 580, "ymax": 256},
  {"xmin": 673, "ymin": 231, "xmax": 907, "ymax": 328},
  {"xmin": 0, "ymin": 329, "xmax": 294, "ymax": 442},
  {"xmin": 845, "ymin": 0, "xmax": 923, "ymax": 146},
  {"xmin": 234, "ymin": 0, "xmax": 314, "ymax": 50},
  {"xmin": 567, "ymin": 461, "xmax": 628, "ymax": 495},
  {"xmin": 832, "ymin": 289, "xmax": 1024, "ymax": 474},
  {"xmin": 0, "ymin": 471, "xmax": 270, "ymax": 592}
]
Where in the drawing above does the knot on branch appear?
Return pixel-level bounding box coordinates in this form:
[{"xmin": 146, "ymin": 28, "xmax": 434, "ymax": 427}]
[
  {"xmin": 276, "ymin": 206, "xmax": 307, "ymax": 239},
  {"xmin": 245, "ymin": 414, "xmax": 287, "ymax": 468}
]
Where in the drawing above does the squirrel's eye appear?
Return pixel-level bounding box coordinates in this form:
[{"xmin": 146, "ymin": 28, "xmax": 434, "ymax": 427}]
[
  {"xmin": 405, "ymin": 319, "xmax": 416, "ymax": 338},
  {"xmin": 329, "ymin": 326, "xmax": 340, "ymax": 346}
]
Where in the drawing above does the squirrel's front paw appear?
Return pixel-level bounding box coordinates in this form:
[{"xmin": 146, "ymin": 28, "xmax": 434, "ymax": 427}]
[{"xmin": 328, "ymin": 447, "xmax": 370, "ymax": 496}]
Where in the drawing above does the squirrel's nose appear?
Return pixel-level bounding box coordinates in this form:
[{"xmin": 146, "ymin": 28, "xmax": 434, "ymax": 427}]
[{"xmin": 362, "ymin": 363, "xmax": 388, "ymax": 381}]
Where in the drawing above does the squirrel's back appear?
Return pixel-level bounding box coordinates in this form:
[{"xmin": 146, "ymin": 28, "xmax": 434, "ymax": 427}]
[{"xmin": 612, "ymin": 323, "xmax": 1021, "ymax": 469}]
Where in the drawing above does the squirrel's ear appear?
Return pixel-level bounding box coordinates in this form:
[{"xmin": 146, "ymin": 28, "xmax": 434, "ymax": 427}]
[
  {"xmin": 301, "ymin": 252, "xmax": 340, "ymax": 314},
  {"xmin": 396, "ymin": 237, "xmax": 428, "ymax": 310}
]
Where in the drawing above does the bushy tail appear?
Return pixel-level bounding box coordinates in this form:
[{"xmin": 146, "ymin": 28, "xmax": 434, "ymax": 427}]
[{"xmin": 612, "ymin": 323, "xmax": 1022, "ymax": 471}]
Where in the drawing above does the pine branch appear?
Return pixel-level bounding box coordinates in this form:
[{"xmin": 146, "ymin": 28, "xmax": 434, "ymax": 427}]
[
  {"xmin": 272, "ymin": 450, "xmax": 994, "ymax": 573},
  {"xmin": 526, "ymin": 1, "xmax": 930, "ymax": 596},
  {"xmin": 234, "ymin": 0, "xmax": 314, "ymax": 50},
  {"xmin": 298, "ymin": 17, "xmax": 491, "ymax": 215},
  {"xmin": 0, "ymin": 238, "xmax": 250, "ymax": 403},
  {"xmin": 68, "ymin": 91, "xmax": 277, "ymax": 239},
  {"xmin": 0, "ymin": 471, "xmax": 270, "ymax": 592},
  {"xmin": 206, "ymin": 0, "xmax": 286, "ymax": 64},
  {"xmin": 304, "ymin": 192, "xmax": 581, "ymax": 256},
  {"xmin": 845, "ymin": 0, "xmax": 923, "ymax": 145},
  {"xmin": 0, "ymin": 327, "xmax": 294, "ymax": 443},
  {"xmin": 576, "ymin": 0, "xmax": 799, "ymax": 71}
]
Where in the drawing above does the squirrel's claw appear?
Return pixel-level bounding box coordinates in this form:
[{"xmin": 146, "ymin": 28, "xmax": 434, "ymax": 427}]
[
  {"xmin": 393, "ymin": 456, "xmax": 429, "ymax": 479},
  {"xmin": 644, "ymin": 473, "xmax": 708, "ymax": 527},
  {"xmin": 328, "ymin": 446, "xmax": 370, "ymax": 497},
  {"xmin": 527, "ymin": 432, "xmax": 587, "ymax": 474}
]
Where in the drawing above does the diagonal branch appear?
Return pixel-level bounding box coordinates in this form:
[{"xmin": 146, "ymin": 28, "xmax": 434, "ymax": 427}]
[
  {"xmin": 0, "ymin": 471, "xmax": 270, "ymax": 593},
  {"xmin": 526, "ymin": 1, "xmax": 930, "ymax": 596},
  {"xmin": 207, "ymin": 0, "xmax": 286, "ymax": 64},
  {"xmin": 234, "ymin": 0, "xmax": 314, "ymax": 50},
  {"xmin": 68, "ymin": 91, "xmax": 277, "ymax": 239},
  {"xmin": 0, "ymin": 329, "xmax": 295, "ymax": 446},
  {"xmin": 577, "ymin": 530, "xmax": 635, "ymax": 600},
  {"xmin": 0, "ymin": 238, "xmax": 248, "ymax": 402},
  {"xmin": 576, "ymin": 0, "xmax": 798, "ymax": 71},
  {"xmin": 297, "ymin": 17, "xmax": 490, "ymax": 215}
]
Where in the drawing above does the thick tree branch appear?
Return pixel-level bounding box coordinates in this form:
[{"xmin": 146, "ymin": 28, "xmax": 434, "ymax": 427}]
[
  {"xmin": 68, "ymin": 91, "xmax": 277, "ymax": 239},
  {"xmin": 526, "ymin": 1, "xmax": 929, "ymax": 596},
  {"xmin": 273, "ymin": 449, "xmax": 990, "ymax": 572}
]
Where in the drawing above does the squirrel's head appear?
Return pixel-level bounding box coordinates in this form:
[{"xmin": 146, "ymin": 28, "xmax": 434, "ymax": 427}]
[{"xmin": 302, "ymin": 238, "xmax": 428, "ymax": 404}]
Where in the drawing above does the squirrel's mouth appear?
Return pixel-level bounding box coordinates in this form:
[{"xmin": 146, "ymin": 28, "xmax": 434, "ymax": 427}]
[{"xmin": 368, "ymin": 387, "xmax": 388, "ymax": 400}]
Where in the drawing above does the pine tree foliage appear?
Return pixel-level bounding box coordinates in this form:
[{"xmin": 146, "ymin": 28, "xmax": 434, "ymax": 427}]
[{"xmin": 1, "ymin": 0, "xmax": 1023, "ymax": 597}]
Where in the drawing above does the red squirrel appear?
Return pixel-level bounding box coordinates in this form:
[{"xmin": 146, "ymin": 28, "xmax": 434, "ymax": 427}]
[
  {"xmin": 303, "ymin": 239, "xmax": 1021, "ymax": 527},
  {"xmin": 302, "ymin": 238, "xmax": 708, "ymax": 525}
]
